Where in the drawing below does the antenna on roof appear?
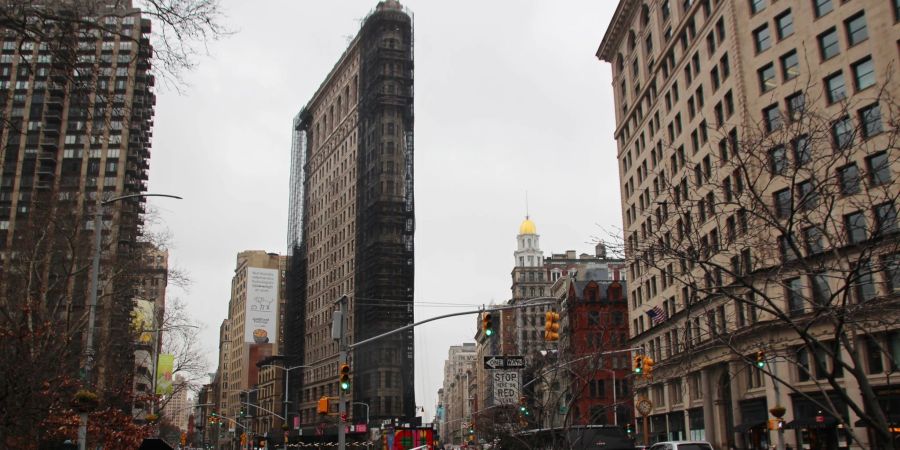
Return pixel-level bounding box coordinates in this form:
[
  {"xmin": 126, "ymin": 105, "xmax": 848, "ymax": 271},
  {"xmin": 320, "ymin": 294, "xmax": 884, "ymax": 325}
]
[{"xmin": 525, "ymin": 190, "xmax": 530, "ymax": 219}]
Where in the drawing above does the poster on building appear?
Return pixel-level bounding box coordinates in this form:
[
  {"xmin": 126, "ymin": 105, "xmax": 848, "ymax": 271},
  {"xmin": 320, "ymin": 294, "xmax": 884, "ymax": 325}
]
[
  {"xmin": 156, "ymin": 354, "xmax": 174, "ymax": 395},
  {"xmin": 131, "ymin": 299, "xmax": 155, "ymax": 344},
  {"xmin": 244, "ymin": 267, "xmax": 279, "ymax": 344}
]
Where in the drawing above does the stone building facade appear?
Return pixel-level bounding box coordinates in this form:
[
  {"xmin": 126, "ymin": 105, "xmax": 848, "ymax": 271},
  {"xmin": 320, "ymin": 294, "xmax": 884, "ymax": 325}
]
[
  {"xmin": 285, "ymin": 0, "xmax": 416, "ymax": 428},
  {"xmin": 598, "ymin": 1, "xmax": 900, "ymax": 448}
]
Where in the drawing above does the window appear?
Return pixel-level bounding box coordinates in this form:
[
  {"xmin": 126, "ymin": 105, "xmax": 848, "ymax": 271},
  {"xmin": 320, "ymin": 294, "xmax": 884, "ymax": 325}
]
[
  {"xmin": 867, "ymin": 152, "xmax": 891, "ymax": 186},
  {"xmin": 825, "ymin": 72, "xmax": 846, "ymax": 104},
  {"xmin": 813, "ymin": 0, "xmax": 833, "ymax": 17},
  {"xmin": 810, "ymin": 272, "xmax": 831, "ymax": 306},
  {"xmin": 803, "ymin": 226, "xmax": 824, "ymax": 254},
  {"xmin": 853, "ymin": 57, "xmax": 876, "ymax": 91},
  {"xmin": 865, "ymin": 336, "xmax": 884, "ymax": 374},
  {"xmin": 750, "ymin": 0, "xmax": 766, "ymax": 13},
  {"xmin": 748, "ymin": 363, "xmax": 765, "ymax": 388},
  {"xmin": 845, "ymin": 12, "xmax": 868, "ymax": 46},
  {"xmin": 780, "ymin": 233, "xmax": 799, "ymax": 261},
  {"xmin": 854, "ymin": 262, "xmax": 876, "ymax": 302},
  {"xmin": 786, "ymin": 277, "xmax": 804, "ymax": 315},
  {"xmin": 797, "ymin": 180, "xmax": 817, "ymax": 211},
  {"xmin": 845, "ymin": 211, "xmax": 868, "ymax": 244},
  {"xmin": 797, "ymin": 347, "xmax": 811, "ymax": 381},
  {"xmin": 754, "ymin": 25, "xmax": 771, "ymax": 53},
  {"xmin": 859, "ymin": 104, "xmax": 882, "ymax": 138},
  {"xmin": 774, "ymin": 188, "xmax": 791, "ymax": 218},
  {"xmin": 793, "ymin": 134, "xmax": 810, "ymax": 166},
  {"xmin": 832, "ymin": 116, "xmax": 854, "ymax": 150},
  {"xmin": 763, "ymin": 104, "xmax": 782, "ymax": 132},
  {"xmin": 781, "ymin": 50, "xmax": 799, "ymax": 80},
  {"xmin": 818, "ymin": 28, "xmax": 840, "ymax": 60},
  {"xmin": 838, "ymin": 164, "xmax": 860, "ymax": 195},
  {"xmin": 885, "ymin": 253, "xmax": 900, "ymax": 294},
  {"xmin": 758, "ymin": 63, "xmax": 776, "ymax": 92},
  {"xmin": 769, "ymin": 146, "xmax": 787, "ymax": 175},
  {"xmin": 875, "ymin": 202, "xmax": 897, "ymax": 235},
  {"xmin": 776, "ymin": 10, "xmax": 794, "ymax": 39}
]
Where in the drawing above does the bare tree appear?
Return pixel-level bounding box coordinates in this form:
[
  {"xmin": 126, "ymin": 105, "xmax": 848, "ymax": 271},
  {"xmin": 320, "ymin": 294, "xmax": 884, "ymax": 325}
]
[
  {"xmin": 155, "ymin": 296, "xmax": 210, "ymax": 412},
  {"xmin": 607, "ymin": 76, "xmax": 900, "ymax": 448},
  {"xmin": 0, "ymin": 0, "xmax": 230, "ymax": 88},
  {"xmin": 0, "ymin": 196, "xmax": 200, "ymax": 448}
]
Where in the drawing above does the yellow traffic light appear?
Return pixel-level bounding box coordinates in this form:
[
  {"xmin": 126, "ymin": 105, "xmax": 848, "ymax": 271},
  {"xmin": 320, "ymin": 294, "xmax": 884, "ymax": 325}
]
[
  {"xmin": 642, "ymin": 356, "xmax": 655, "ymax": 378},
  {"xmin": 240, "ymin": 433, "xmax": 247, "ymax": 446},
  {"xmin": 633, "ymin": 355, "xmax": 644, "ymax": 374},
  {"xmin": 482, "ymin": 311, "xmax": 494, "ymax": 337},
  {"xmin": 317, "ymin": 396, "xmax": 329, "ymax": 415},
  {"xmin": 755, "ymin": 350, "xmax": 766, "ymax": 368},
  {"xmin": 339, "ymin": 363, "xmax": 351, "ymax": 391},
  {"xmin": 544, "ymin": 310, "xmax": 561, "ymax": 341}
]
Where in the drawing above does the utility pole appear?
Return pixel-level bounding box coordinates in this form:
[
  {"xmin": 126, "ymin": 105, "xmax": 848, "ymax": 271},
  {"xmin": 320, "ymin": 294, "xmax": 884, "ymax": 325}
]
[{"xmin": 335, "ymin": 295, "xmax": 348, "ymax": 450}]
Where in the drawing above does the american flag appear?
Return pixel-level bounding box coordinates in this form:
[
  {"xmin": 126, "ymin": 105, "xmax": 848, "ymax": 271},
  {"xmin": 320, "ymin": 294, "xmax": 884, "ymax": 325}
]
[{"xmin": 646, "ymin": 305, "xmax": 668, "ymax": 325}]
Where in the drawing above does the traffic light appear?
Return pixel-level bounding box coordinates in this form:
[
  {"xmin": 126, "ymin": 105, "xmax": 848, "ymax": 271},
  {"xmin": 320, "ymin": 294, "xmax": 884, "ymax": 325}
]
[
  {"xmin": 544, "ymin": 310, "xmax": 560, "ymax": 341},
  {"xmin": 642, "ymin": 356, "xmax": 655, "ymax": 378},
  {"xmin": 755, "ymin": 350, "xmax": 766, "ymax": 368},
  {"xmin": 240, "ymin": 433, "xmax": 247, "ymax": 446},
  {"xmin": 633, "ymin": 355, "xmax": 644, "ymax": 374},
  {"xmin": 239, "ymin": 408, "xmax": 245, "ymax": 418},
  {"xmin": 482, "ymin": 311, "xmax": 494, "ymax": 337},
  {"xmin": 339, "ymin": 363, "xmax": 351, "ymax": 391},
  {"xmin": 518, "ymin": 396, "xmax": 530, "ymax": 416},
  {"xmin": 317, "ymin": 396, "xmax": 329, "ymax": 415}
]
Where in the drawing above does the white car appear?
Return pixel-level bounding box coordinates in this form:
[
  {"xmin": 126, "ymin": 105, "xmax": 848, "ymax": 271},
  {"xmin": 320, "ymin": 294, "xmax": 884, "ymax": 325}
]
[{"xmin": 648, "ymin": 441, "xmax": 715, "ymax": 450}]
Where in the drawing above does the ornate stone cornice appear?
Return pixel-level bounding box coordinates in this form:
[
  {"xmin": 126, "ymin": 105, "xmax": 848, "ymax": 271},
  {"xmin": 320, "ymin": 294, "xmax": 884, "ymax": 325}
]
[{"xmin": 596, "ymin": 0, "xmax": 640, "ymax": 62}]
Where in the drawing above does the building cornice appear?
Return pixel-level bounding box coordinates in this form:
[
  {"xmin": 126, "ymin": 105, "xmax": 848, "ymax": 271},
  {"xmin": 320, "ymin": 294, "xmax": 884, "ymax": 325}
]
[{"xmin": 596, "ymin": 0, "xmax": 640, "ymax": 62}]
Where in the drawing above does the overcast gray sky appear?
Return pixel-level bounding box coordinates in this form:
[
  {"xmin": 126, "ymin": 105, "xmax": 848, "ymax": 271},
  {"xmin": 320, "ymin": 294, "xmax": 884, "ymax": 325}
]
[{"xmin": 146, "ymin": 0, "xmax": 620, "ymax": 422}]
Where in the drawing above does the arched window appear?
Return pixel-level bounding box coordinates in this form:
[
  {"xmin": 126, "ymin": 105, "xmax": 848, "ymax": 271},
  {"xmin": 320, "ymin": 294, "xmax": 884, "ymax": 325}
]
[
  {"xmin": 616, "ymin": 53, "xmax": 624, "ymax": 74},
  {"xmin": 627, "ymin": 31, "xmax": 637, "ymax": 53},
  {"xmin": 640, "ymin": 4, "xmax": 650, "ymax": 27}
]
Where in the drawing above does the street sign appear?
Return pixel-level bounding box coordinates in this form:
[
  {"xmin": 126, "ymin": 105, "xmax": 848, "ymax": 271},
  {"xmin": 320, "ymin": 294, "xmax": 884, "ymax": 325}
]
[
  {"xmin": 492, "ymin": 371, "xmax": 520, "ymax": 405},
  {"xmin": 505, "ymin": 356, "xmax": 525, "ymax": 368},
  {"xmin": 484, "ymin": 356, "xmax": 505, "ymax": 369},
  {"xmin": 483, "ymin": 355, "xmax": 525, "ymax": 370}
]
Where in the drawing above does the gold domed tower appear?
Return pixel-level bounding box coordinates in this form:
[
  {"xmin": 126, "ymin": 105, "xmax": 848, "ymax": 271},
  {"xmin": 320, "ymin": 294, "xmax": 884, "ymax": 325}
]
[
  {"xmin": 514, "ymin": 216, "xmax": 543, "ymax": 268},
  {"xmin": 519, "ymin": 217, "xmax": 537, "ymax": 235}
]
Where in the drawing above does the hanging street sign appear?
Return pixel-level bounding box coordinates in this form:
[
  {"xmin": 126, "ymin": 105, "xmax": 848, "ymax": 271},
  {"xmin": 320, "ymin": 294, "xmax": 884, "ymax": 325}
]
[{"xmin": 483, "ymin": 355, "xmax": 525, "ymax": 370}]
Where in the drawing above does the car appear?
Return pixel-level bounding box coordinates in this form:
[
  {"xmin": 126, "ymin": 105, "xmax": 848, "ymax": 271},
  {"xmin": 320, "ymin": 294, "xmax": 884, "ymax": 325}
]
[{"xmin": 648, "ymin": 441, "xmax": 715, "ymax": 450}]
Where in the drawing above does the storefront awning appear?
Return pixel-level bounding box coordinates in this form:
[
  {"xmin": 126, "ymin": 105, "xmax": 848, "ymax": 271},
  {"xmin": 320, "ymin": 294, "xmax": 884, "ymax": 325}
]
[
  {"xmin": 734, "ymin": 420, "xmax": 768, "ymax": 432},
  {"xmin": 854, "ymin": 414, "xmax": 900, "ymax": 427},
  {"xmin": 784, "ymin": 417, "xmax": 837, "ymax": 429}
]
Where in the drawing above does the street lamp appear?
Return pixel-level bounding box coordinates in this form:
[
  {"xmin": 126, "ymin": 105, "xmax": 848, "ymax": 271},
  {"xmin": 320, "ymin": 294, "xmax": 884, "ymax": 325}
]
[
  {"xmin": 595, "ymin": 368, "xmax": 619, "ymax": 426},
  {"xmin": 262, "ymin": 363, "xmax": 310, "ymax": 450},
  {"xmin": 78, "ymin": 193, "xmax": 181, "ymax": 450}
]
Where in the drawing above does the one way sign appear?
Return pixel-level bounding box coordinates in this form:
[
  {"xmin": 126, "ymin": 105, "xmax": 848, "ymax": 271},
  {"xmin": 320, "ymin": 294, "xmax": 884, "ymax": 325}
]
[
  {"xmin": 483, "ymin": 355, "xmax": 525, "ymax": 370},
  {"xmin": 484, "ymin": 356, "xmax": 505, "ymax": 369}
]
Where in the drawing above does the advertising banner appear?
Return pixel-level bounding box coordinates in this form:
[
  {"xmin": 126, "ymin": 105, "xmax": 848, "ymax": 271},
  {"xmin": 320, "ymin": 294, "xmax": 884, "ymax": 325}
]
[
  {"xmin": 156, "ymin": 354, "xmax": 174, "ymax": 395},
  {"xmin": 131, "ymin": 299, "xmax": 155, "ymax": 344},
  {"xmin": 244, "ymin": 267, "xmax": 279, "ymax": 344}
]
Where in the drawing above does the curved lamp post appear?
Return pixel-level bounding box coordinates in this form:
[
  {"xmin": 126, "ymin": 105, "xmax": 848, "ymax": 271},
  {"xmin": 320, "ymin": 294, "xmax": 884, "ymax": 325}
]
[
  {"xmin": 262, "ymin": 364, "xmax": 310, "ymax": 450},
  {"xmin": 78, "ymin": 193, "xmax": 181, "ymax": 450}
]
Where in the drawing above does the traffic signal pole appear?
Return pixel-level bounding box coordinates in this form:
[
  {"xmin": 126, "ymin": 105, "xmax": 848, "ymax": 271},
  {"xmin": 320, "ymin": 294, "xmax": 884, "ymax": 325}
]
[
  {"xmin": 329, "ymin": 296, "xmax": 560, "ymax": 450},
  {"xmin": 337, "ymin": 296, "xmax": 348, "ymax": 450}
]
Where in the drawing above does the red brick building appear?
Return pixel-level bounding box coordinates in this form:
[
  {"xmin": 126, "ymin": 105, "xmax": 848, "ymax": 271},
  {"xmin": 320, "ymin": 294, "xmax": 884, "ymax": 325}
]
[{"xmin": 558, "ymin": 273, "xmax": 633, "ymax": 427}]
